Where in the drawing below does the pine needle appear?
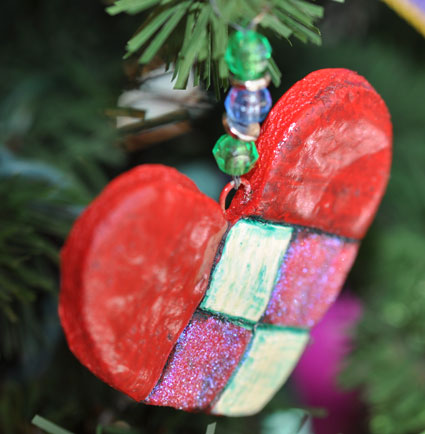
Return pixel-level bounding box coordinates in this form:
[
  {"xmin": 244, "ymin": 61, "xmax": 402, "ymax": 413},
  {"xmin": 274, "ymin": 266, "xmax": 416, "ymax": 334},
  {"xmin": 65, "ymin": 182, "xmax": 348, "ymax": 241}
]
[
  {"xmin": 32, "ymin": 415, "xmax": 74, "ymax": 434},
  {"xmin": 107, "ymin": 0, "xmax": 345, "ymax": 91}
]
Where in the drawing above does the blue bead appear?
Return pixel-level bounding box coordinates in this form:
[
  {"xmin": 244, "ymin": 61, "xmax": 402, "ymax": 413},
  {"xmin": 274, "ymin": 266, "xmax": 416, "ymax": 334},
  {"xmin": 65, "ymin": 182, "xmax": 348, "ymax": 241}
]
[{"xmin": 225, "ymin": 87, "xmax": 272, "ymax": 124}]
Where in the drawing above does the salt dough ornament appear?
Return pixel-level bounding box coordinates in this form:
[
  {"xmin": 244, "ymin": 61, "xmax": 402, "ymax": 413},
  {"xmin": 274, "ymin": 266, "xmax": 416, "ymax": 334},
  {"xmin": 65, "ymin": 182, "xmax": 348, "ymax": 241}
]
[{"xmin": 59, "ymin": 68, "xmax": 392, "ymax": 416}]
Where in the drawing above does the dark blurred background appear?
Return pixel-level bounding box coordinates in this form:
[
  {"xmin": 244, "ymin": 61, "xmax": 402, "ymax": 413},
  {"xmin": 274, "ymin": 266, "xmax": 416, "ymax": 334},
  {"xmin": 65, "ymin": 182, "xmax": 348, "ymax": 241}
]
[{"xmin": 1, "ymin": 1, "xmax": 425, "ymax": 433}]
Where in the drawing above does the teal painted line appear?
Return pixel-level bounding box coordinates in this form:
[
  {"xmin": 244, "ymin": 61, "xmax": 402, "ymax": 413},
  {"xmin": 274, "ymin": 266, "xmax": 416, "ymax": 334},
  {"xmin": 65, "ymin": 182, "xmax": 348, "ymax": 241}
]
[
  {"xmin": 196, "ymin": 308, "xmax": 308, "ymax": 334},
  {"xmin": 256, "ymin": 322, "xmax": 309, "ymax": 334},
  {"xmin": 197, "ymin": 307, "xmax": 256, "ymax": 330},
  {"xmin": 245, "ymin": 216, "xmax": 360, "ymax": 243}
]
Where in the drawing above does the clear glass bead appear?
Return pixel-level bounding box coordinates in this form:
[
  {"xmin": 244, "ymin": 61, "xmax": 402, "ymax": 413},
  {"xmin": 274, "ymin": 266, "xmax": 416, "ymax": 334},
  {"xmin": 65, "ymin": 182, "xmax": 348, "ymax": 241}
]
[{"xmin": 225, "ymin": 87, "xmax": 272, "ymax": 124}]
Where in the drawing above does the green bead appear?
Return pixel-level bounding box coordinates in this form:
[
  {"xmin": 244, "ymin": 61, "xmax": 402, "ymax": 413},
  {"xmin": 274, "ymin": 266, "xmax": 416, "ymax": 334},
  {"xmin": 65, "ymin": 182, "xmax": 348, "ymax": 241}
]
[
  {"xmin": 225, "ymin": 30, "xmax": 272, "ymax": 80},
  {"xmin": 213, "ymin": 134, "xmax": 259, "ymax": 176}
]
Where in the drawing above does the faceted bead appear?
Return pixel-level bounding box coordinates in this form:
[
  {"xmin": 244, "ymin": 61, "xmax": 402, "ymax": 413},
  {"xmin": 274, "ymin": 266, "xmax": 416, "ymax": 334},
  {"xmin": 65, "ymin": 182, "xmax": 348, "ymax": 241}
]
[
  {"xmin": 225, "ymin": 87, "xmax": 272, "ymax": 124},
  {"xmin": 213, "ymin": 134, "xmax": 259, "ymax": 176},
  {"xmin": 225, "ymin": 30, "xmax": 272, "ymax": 80}
]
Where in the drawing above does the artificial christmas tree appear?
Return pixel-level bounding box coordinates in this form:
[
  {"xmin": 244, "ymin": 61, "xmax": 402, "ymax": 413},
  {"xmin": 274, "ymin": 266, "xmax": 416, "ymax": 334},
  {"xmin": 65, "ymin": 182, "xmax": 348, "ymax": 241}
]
[{"xmin": 1, "ymin": 1, "xmax": 425, "ymax": 433}]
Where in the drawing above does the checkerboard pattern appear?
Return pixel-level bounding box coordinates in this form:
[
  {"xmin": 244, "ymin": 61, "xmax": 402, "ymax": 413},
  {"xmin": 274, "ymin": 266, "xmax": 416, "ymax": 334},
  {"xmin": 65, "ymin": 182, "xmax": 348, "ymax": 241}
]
[{"xmin": 146, "ymin": 219, "xmax": 359, "ymax": 416}]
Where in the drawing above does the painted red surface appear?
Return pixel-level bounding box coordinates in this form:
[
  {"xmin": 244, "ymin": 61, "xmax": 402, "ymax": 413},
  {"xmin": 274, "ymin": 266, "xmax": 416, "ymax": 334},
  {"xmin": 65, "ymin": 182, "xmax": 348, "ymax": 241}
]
[
  {"xmin": 226, "ymin": 68, "xmax": 392, "ymax": 240},
  {"xmin": 59, "ymin": 165, "xmax": 227, "ymax": 401},
  {"xmin": 59, "ymin": 69, "xmax": 392, "ymax": 409},
  {"xmin": 146, "ymin": 312, "xmax": 251, "ymax": 410},
  {"xmin": 263, "ymin": 230, "xmax": 359, "ymax": 327}
]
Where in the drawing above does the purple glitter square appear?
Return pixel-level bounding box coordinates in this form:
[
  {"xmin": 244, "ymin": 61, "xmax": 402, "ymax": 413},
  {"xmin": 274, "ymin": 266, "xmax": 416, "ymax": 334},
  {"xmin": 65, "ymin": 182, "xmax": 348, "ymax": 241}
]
[{"xmin": 145, "ymin": 311, "xmax": 252, "ymax": 411}]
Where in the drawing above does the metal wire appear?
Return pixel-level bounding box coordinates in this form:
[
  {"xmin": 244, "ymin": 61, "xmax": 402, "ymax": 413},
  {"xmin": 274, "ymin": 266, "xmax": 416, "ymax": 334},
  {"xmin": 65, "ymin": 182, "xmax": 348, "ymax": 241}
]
[
  {"xmin": 209, "ymin": 0, "xmax": 269, "ymax": 31},
  {"xmin": 219, "ymin": 177, "xmax": 251, "ymax": 212},
  {"xmin": 232, "ymin": 175, "xmax": 241, "ymax": 189}
]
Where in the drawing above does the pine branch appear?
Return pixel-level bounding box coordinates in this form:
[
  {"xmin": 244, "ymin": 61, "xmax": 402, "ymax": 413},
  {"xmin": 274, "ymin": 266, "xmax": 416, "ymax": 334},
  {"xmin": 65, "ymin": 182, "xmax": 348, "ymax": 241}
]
[
  {"xmin": 0, "ymin": 14, "xmax": 126, "ymax": 362},
  {"xmin": 32, "ymin": 415, "xmax": 217, "ymax": 434},
  {"xmin": 107, "ymin": 0, "xmax": 344, "ymax": 90}
]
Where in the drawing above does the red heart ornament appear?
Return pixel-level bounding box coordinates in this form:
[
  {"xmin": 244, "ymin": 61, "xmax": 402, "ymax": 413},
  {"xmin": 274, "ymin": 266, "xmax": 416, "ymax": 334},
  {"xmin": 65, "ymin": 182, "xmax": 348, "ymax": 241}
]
[{"xmin": 59, "ymin": 69, "xmax": 392, "ymax": 416}]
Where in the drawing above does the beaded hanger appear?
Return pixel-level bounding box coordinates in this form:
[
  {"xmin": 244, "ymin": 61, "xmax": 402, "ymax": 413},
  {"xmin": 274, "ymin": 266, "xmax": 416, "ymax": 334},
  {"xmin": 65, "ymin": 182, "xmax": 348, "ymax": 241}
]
[{"xmin": 211, "ymin": 12, "xmax": 273, "ymax": 186}]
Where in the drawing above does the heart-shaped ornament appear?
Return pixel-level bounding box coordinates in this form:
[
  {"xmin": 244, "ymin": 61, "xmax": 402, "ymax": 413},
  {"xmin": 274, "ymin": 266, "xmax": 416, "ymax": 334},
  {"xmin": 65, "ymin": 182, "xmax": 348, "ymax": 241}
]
[{"xmin": 59, "ymin": 69, "xmax": 392, "ymax": 416}]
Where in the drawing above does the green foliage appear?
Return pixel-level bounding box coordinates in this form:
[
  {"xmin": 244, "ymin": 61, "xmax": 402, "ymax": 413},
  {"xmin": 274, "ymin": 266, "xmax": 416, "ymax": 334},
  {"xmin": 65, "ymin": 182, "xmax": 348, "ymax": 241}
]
[
  {"xmin": 0, "ymin": 0, "xmax": 126, "ymax": 363},
  {"xmin": 1, "ymin": 0, "xmax": 425, "ymax": 433},
  {"xmin": 107, "ymin": 0, "xmax": 344, "ymax": 91},
  {"xmin": 340, "ymin": 123, "xmax": 425, "ymax": 432},
  {"xmin": 32, "ymin": 415, "xmax": 144, "ymax": 434},
  {"xmin": 0, "ymin": 155, "xmax": 73, "ymax": 357},
  {"xmin": 341, "ymin": 230, "xmax": 425, "ymax": 434},
  {"xmin": 32, "ymin": 410, "xmax": 314, "ymax": 434},
  {"xmin": 32, "ymin": 415, "xmax": 74, "ymax": 434},
  {"xmin": 32, "ymin": 416, "xmax": 218, "ymax": 434}
]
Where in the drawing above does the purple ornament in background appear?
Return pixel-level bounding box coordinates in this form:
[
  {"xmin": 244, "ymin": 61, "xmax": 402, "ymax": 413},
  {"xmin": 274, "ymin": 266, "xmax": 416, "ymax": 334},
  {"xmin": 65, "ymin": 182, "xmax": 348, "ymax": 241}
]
[{"xmin": 292, "ymin": 294, "xmax": 364, "ymax": 434}]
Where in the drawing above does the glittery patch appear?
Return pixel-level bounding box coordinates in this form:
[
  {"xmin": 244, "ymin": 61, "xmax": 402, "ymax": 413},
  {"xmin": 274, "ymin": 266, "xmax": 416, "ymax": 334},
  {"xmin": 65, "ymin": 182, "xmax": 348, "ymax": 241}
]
[
  {"xmin": 262, "ymin": 231, "xmax": 359, "ymax": 327},
  {"xmin": 145, "ymin": 311, "xmax": 252, "ymax": 411}
]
